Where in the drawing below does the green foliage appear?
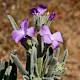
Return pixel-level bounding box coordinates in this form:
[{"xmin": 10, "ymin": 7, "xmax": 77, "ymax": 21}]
[
  {"xmin": 33, "ymin": 12, "xmax": 51, "ymax": 30},
  {"xmin": 9, "ymin": 47, "xmax": 68, "ymax": 80},
  {"xmin": 7, "ymin": 15, "xmax": 18, "ymax": 30},
  {"xmin": 0, "ymin": 58, "xmax": 17, "ymax": 80}
]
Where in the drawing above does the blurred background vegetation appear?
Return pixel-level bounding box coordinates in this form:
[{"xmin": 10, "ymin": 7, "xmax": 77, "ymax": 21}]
[{"xmin": 0, "ymin": 0, "xmax": 80, "ymax": 80}]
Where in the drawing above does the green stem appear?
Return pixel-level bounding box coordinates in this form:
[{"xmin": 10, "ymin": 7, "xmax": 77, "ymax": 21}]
[{"xmin": 37, "ymin": 57, "xmax": 43, "ymax": 77}]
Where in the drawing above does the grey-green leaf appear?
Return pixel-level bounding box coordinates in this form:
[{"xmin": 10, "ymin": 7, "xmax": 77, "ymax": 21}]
[
  {"xmin": 55, "ymin": 48, "xmax": 60, "ymax": 59},
  {"xmin": 7, "ymin": 15, "xmax": 18, "ymax": 30},
  {"xmin": 60, "ymin": 49, "xmax": 68, "ymax": 63}
]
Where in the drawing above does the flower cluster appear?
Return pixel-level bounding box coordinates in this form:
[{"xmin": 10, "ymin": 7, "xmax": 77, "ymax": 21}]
[
  {"xmin": 11, "ymin": 4, "xmax": 63, "ymax": 50},
  {"xmin": 5, "ymin": 4, "xmax": 68, "ymax": 80},
  {"xmin": 30, "ymin": 5, "xmax": 56, "ymax": 21}
]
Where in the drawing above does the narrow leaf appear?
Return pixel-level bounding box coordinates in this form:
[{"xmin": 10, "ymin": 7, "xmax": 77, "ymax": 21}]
[
  {"xmin": 60, "ymin": 49, "xmax": 68, "ymax": 63},
  {"xmin": 7, "ymin": 15, "xmax": 18, "ymax": 30},
  {"xmin": 11, "ymin": 50, "xmax": 29, "ymax": 76},
  {"xmin": 55, "ymin": 48, "xmax": 60, "ymax": 59}
]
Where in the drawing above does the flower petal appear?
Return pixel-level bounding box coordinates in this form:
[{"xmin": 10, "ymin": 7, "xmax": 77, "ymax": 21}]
[
  {"xmin": 37, "ymin": 5, "xmax": 47, "ymax": 14},
  {"xmin": 20, "ymin": 19, "xmax": 28, "ymax": 32},
  {"xmin": 30, "ymin": 8, "xmax": 38, "ymax": 14},
  {"xmin": 43, "ymin": 34, "xmax": 52, "ymax": 44},
  {"xmin": 52, "ymin": 41, "xmax": 59, "ymax": 50},
  {"xmin": 39, "ymin": 25, "xmax": 51, "ymax": 36},
  {"xmin": 49, "ymin": 12, "xmax": 56, "ymax": 21},
  {"xmin": 11, "ymin": 29, "xmax": 25, "ymax": 43},
  {"xmin": 51, "ymin": 32, "xmax": 63, "ymax": 42},
  {"xmin": 26, "ymin": 27, "xmax": 35, "ymax": 37},
  {"xmin": 20, "ymin": 38, "xmax": 27, "ymax": 45}
]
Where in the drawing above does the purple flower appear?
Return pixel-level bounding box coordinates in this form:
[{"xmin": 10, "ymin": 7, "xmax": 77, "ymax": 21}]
[
  {"xmin": 30, "ymin": 8, "xmax": 38, "ymax": 14},
  {"xmin": 11, "ymin": 19, "xmax": 35, "ymax": 43},
  {"xmin": 20, "ymin": 38, "xmax": 27, "ymax": 46},
  {"xmin": 39, "ymin": 25, "xmax": 51, "ymax": 36},
  {"xmin": 39, "ymin": 26, "xmax": 63, "ymax": 50},
  {"xmin": 30, "ymin": 5, "xmax": 47, "ymax": 15},
  {"xmin": 49, "ymin": 12, "xmax": 56, "ymax": 21}
]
